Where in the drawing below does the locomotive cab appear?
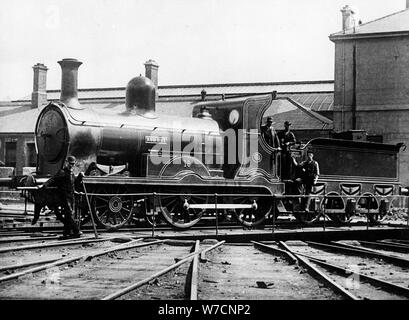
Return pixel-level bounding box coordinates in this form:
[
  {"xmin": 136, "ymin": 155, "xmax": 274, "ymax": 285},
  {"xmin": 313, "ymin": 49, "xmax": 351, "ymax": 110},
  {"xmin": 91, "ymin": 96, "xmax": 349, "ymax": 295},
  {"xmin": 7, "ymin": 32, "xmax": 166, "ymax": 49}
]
[{"xmin": 193, "ymin": 91, "xmax": 283, "ymax": 183}]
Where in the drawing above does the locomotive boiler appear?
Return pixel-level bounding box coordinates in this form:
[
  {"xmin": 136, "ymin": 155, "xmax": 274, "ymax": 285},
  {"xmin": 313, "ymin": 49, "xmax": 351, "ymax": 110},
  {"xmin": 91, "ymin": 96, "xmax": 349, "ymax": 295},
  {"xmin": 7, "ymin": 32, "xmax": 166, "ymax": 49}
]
[{"xmin": 13, "ymin": 57, "xmax": 406, "ymax": 231}]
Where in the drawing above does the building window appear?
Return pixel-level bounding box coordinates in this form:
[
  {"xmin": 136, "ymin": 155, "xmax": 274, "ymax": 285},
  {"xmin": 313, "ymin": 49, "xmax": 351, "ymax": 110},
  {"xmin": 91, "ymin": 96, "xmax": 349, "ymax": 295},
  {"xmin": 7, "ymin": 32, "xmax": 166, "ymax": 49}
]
[
  {"xmin": 26, "ymin": 143, "xmax": 37, "ymax": 167},
  {"xmin": 5, "ymin": 141, "xmax": 17, "ymax": 167}
]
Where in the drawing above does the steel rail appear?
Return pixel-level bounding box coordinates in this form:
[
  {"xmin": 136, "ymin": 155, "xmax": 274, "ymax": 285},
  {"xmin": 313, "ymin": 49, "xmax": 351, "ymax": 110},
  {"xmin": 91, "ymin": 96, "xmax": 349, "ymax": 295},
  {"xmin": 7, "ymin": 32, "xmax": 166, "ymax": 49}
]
[
  {"xmin": 332, "ymin": 240, "xmax": 409, "ymax": 261},
  {"xmin": 358, "ymin": 240, "xmax": 409, "ymax": 253},
  {"xmin": 199, "ymin": 240, "xmax": 226, "ymax": 262},
  {"xmin": 0, "ymin": 232, "xmax": 32, "ymax": 237},
  {"xmin": 0, "ymin": 257, "xmax": 60, "ymax": 272},
  {"xmin": 378, "ymin": 240, "xmax": 409, "ymax": 249},
  {"xmin": 188, "ymin": 240, "xmax": 200, "ymax": 300},
  {"xmin": 383, "ymin": 239, "xmax": 409, "ymax": 245},
  {"xmin": 296, "ymin": 252, "xmax": 409, "ymax": 299},
  {"xmin": 0, "ymin": 236, "xmax": 60, "ymax": 243},
  {"xmin": 307, "ymin": 241, "xmax": 409, "ymax": 268},
  {"xmin": 101, "ymin": 240, "xmax": 225, "ymax": 300},
  {"xmin": 0, "ymin": 236, "xmax": 113, "ymax": 254},
  {"xmin": 251, "ymin": 241, "xmax": 297, "ymax": 264},
  {"xmin": 278, "ymin": 241, "xmax": 360, "ymax": 300},
  {"xmin": 0, "ymin": 238, "xmax": 164, "ymax": 283}
]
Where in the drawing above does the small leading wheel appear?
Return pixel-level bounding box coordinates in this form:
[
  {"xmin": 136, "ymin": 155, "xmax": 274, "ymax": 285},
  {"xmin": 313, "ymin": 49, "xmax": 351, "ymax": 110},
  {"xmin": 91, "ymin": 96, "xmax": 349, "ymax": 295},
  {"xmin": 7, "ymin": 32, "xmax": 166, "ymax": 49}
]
[
  {"xmin": 158, "ymin": 189, "xmax": 208, "ymax": 229},
  {"xmin": 233, "ymin": 195, "xmax": 272, "ymax": 228},
  {"xmin": 91, "ymin": 186, "xmax": 134, "ymax": 231}
]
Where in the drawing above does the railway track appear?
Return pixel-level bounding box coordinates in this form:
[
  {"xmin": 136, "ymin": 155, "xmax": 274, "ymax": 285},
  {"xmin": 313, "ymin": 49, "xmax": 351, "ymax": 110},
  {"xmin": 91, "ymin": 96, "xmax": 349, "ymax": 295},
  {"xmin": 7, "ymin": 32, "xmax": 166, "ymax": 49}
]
[
  {"xmin": 0, "ymin": 230, "xmax": 408, "ymax": 300},
  {"xmin": 274, "ymin": 240, "xmax": 409, "ymax": 300},
  {"xmin": 0, "ymin": 236, "xmax": 224, "ymax": 300}
]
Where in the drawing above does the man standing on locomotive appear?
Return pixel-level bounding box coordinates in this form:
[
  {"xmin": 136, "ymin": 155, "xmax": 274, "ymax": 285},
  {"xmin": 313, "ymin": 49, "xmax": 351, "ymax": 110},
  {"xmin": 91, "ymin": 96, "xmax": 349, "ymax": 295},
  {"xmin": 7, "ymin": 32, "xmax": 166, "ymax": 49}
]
[
  {"xmin": 261, "ymin": 116, "xmax": 281, "ymax": 170},
  {"xmin": 261, "ymin": 116, "xmax": 280, "ymax": 148},
  {"xmin": 277, "ymin": 121, "xmax": 296, "ymax": 180},
  {"xmin": 42, "ymin": 156, "xmax": 82, "ymax": 239},
  {"xmin": 293, "ymin": 151, "xmax": 320, "ymax": 212}
]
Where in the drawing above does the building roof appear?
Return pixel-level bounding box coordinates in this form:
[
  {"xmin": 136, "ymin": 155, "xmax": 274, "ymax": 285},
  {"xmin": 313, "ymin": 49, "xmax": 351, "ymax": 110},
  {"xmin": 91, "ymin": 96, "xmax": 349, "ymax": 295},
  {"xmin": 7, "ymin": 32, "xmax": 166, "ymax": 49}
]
[
  {"xmin": 14, "ymin": 80, "xmax": 334, "ymax": 113},
  {"xmin": 2, "ymin": 80, "xmax": 334, "ymax": 134},
  {"xmin": 281, "ymin": 93, "xmax": 333, "ymax": 112},
  {"xmin": 266, "ymin": 98, "xmax": 333, "ymax": 131},
  {"xmin": 0, "ymin": 103, "xmax": 37, "ymax": 133},
  {"xmin": 330, "ymin": 8, "xmax": 409, "ymax": 40}
]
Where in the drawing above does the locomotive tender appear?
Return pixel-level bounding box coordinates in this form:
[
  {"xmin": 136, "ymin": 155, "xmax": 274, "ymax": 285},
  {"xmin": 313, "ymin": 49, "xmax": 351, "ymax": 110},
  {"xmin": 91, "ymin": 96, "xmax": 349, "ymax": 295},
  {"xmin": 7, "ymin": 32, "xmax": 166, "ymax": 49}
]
[{"xmin": 18, "ymin": 58, "xmax": 407, "ymax": 229}]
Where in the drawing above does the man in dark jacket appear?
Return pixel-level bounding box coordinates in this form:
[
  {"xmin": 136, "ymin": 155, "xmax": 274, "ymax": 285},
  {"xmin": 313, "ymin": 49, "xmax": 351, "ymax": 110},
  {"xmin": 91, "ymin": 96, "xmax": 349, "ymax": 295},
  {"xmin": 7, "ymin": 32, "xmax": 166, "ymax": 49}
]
[
  {"xmin": 261, "ymin": 116, "xmax": 280, "ymax": 149},
  {"xmin": 293, "ymin": 151, "xmax": 320, "ymax": 211},
  {"xmin": 277, "ymin": 121, "xmax": 296, "ymax": 180},
  {"xmin": 300, "ymin": 151, "xmax": 320, "ymax": 211},
  {"xmin": 261, "ymin": 116, "xmax": 281, "ymax": 171},
  {"xmin": 42, "ymin": 156, "xmax": 82, "ymax": 238}
]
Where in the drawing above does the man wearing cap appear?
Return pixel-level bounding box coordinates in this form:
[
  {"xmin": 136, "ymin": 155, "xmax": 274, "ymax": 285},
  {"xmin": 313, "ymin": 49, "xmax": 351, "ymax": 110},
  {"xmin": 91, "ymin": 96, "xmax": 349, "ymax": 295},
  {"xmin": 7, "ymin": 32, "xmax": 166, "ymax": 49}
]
[
  {"xmin": 42, "ymin": 156, "xmax": 82, "ymax": 238},
  {"xmin": 293, "ymin": 151, "xmax": 320, "ymax": 211},
  {"xmin": 278, "ymin": 121, "xmax": 296, "ymax": 180},
  {"xmin": 261, "ymin": 117, "xmax": 280, "ymax": 172},
  {"xmin": 261, "ymin": 116, "xmax": 280, "ymax": 149}
]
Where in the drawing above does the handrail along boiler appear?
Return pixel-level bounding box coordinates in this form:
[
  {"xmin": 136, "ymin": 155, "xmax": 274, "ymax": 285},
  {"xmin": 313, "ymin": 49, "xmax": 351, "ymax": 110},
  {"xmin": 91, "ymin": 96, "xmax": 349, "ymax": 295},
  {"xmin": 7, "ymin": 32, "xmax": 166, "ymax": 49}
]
[{"xmin": 7, "ymin": 58, "xmax": 406, "ymax": 230}]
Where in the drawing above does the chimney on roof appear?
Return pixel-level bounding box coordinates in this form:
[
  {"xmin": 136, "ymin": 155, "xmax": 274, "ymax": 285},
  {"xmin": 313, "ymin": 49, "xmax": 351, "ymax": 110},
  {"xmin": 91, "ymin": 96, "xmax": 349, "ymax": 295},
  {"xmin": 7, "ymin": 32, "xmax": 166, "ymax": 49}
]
[
  {"xmin": 144, "ymin": 59, "xmax": 159, "ymax": 87},
  {"xmin": 58, "ymin": 58, "xmax": 83, "ymax": 109},
  {"xmin": 31, "ymin": 63, "xmax": 48, "ymax": 109},
  {"xmin": 144, "ymin": 59, "xmax": 159, "ymax": 100},
  {"xmin": 201, "ymin": 89, "xmax": 207, "ymax": 101},
  {"xmin": 341, "ymin": 5, "xmax": 356, "ymax": 32}
]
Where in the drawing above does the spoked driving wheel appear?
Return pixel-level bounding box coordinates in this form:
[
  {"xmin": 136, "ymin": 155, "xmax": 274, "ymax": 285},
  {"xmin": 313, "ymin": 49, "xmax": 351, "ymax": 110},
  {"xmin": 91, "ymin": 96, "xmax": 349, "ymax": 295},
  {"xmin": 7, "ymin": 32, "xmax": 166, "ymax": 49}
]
[
  {"xmin": 233, "ymin": 194, "xmax": 272, "ymax": 228},
  {"xmin": 91, "ymin": 186, "xmax": 134, "ymax": 230},
  {"xmin": 158, "ymin": 189, "xmax": 208, "ymax": 229}
]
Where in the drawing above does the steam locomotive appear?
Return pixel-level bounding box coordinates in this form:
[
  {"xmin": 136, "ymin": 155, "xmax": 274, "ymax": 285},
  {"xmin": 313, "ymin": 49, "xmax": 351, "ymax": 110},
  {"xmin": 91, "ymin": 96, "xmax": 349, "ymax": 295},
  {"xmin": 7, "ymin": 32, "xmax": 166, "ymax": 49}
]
[{"xmin": 8, "ymin": 58, "xmax": 406, "ymax": 230}]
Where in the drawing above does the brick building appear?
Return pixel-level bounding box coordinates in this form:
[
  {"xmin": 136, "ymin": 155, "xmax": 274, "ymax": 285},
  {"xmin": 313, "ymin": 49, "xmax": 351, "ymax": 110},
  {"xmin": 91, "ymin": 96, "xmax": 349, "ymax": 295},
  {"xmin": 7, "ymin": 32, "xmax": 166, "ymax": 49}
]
[{"xmin": 330, "ymin": 4, "xmax": 409, "ymax": 184}]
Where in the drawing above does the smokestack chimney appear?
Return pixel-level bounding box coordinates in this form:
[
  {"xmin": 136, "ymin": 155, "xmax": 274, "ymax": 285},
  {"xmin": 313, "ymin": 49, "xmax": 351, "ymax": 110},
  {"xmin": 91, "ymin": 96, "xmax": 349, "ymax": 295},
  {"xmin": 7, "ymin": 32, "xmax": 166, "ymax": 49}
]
[
  {"xmin": 144, "ymin": 59, "xmax": 159, "ymax": 88},
  {"xmin": 407, "ymin": 0, "xmax": 409, "ymax": 8},
  {"xmin": 341, "ymin": 5, "xmax": 356, "ymax": 32},
  {"xmin": 57, "ymin": 58, "xmax": 83, "ymax": 109},
  {"xmin": 31, "ymin": 63, "xmax": 48, "ymax": 109}
]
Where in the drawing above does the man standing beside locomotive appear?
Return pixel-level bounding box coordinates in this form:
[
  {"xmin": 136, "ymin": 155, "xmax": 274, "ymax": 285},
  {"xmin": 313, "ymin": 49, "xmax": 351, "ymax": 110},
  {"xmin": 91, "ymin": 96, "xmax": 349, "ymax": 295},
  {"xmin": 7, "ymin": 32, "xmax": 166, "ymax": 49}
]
[
  {"xmin": 277, "ymin": 121, "xmax": 296, "ymax": 180},
  {"xmin": 293, "ymin": 151, "xmax": 320, "ymax": 212},
  {"xmin": 42, "ymin": 156, "xmax": 82, "ymax": 239}
]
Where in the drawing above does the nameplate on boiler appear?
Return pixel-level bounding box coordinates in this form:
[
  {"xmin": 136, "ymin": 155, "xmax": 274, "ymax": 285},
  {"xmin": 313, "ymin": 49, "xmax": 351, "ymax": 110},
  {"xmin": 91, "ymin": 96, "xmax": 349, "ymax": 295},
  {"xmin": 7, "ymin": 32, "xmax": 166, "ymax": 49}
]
[{"xmin": 145, "ymin": 136, "xmax": 168, "ymax": 144}]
